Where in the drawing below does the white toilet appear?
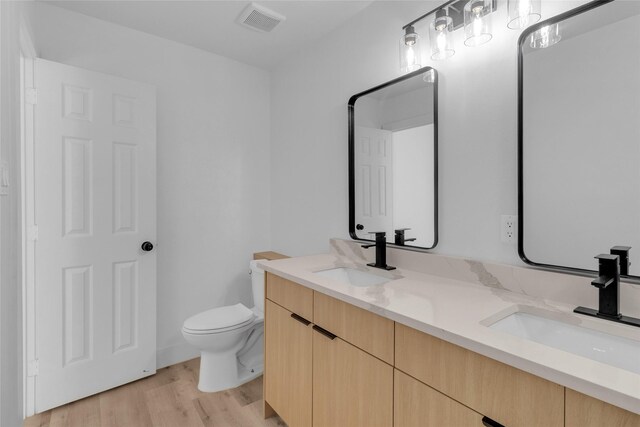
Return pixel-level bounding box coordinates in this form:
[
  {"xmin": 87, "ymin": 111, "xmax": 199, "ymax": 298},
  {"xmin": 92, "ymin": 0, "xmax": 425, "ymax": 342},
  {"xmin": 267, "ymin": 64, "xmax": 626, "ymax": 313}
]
[{"xmin": 182, "ymin": 260, "xmax": 265, "ymax": 392}]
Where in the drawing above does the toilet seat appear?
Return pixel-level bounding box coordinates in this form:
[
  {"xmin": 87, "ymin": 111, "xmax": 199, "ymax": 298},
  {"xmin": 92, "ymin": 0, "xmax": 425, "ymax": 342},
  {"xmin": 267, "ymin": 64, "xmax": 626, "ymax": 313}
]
[{"xmin": 183, "ymin": 303, "xmax": 255, "ymax": 335}]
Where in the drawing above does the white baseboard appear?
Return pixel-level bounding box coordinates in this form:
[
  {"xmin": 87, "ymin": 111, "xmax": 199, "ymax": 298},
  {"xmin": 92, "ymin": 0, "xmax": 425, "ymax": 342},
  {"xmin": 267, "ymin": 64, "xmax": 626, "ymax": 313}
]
[{"xmin": 156, "ymin": 343, "xmax": 199, "ymax": 369}]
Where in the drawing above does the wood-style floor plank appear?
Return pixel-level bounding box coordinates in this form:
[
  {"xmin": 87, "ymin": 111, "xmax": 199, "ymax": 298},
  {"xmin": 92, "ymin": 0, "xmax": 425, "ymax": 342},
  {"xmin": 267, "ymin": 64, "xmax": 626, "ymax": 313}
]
[
  {"xmin": 24, "ymin": 358, "xmax": 284, "ymax": 427},
  {"xmin": 99, "ymin": 380, "xmax": 153, "ymax": 427}
]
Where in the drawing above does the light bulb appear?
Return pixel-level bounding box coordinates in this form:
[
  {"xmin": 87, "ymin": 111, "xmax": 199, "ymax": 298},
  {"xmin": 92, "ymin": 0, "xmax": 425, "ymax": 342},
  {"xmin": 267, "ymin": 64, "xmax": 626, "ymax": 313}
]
[
  {"xmin": 507, "ymin": 0, "xmax": 541, "ymax": 30},
  {"xmin": 540, "ymin": 26, "xmax": 550, "ymax": 45},
  {"xmin": 437, "ymin": 31, "xmax": 446, "ymax": 53},
  {"xmin": 530, "ymin": 23, "xmax": 561, "ymax": 49},
  {"xmin": 406, "ymin": 45, "xmax": 415, "ymax": 65},
  {"xmin": 518, "ymin": 0, "xmax": 531, "ymax": 27},
  {"xmin": 473, "ymin": 12, "xmax": 483, "ymax": 38}
]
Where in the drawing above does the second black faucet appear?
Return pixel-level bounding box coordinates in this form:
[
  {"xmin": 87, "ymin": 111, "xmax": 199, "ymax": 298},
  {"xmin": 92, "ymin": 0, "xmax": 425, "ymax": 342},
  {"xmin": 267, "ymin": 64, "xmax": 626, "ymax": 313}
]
[{"xmin": 362, "ymin": 232, "xmax": 396, "ymax": 270}]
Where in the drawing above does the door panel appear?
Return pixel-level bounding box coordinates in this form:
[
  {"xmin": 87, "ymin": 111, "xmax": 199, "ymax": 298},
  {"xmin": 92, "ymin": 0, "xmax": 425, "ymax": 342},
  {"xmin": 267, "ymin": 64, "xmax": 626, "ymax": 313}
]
[
  {"xmin": 34, "ymin": 59, "xmax": 156, "ymax": 412},
  {"xmin": 355, "ymin": 126, "xmax": 393, "ymax": 236}
]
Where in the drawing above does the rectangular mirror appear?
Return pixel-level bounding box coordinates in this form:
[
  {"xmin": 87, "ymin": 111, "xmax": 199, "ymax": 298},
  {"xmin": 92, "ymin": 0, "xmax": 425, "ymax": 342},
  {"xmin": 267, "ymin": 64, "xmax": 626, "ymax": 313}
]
[
  {"xmin": 519, "ymin": 0, "xmax": 640, "ymax": 278},
  {"xmin": 349, "ymin": 67, "xmax": 438, "ymax": 249}
]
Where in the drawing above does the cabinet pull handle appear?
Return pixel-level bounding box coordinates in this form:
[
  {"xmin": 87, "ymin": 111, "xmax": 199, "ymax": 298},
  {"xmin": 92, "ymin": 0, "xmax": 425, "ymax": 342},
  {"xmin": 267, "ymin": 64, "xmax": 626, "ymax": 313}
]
[
  {"xmin": 481, "ymin": 416, "xmax": 505, "ymax": 427},
  {"xmin": 312, "ymin": 325, "xmax": 337, "ymax": 340},
  {"xmin": 290, "ymin": 313, "xmax": 311, "ymax": 326}
]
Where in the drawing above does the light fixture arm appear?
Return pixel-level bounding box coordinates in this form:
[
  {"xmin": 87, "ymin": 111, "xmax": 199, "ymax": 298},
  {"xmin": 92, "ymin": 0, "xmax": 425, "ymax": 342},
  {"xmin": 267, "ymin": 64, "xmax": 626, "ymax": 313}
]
[
  {"xmin": 402, "ymin": 0, "xmax": 497, "ymax": 31},
  {"xmin": 402, "ymin": 0, "xmax": 460, "ymax": 30}
]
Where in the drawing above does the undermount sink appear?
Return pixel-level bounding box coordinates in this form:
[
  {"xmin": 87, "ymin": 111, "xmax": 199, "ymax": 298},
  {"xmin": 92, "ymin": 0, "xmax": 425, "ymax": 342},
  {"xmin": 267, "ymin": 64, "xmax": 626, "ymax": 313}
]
[
  {"xmin": 314, "ymin": 267, "xmax": 390, "ymax": 287},
  {"xmin": 489, "ymin": 310, "xmax": 640, "ymax": 374}
]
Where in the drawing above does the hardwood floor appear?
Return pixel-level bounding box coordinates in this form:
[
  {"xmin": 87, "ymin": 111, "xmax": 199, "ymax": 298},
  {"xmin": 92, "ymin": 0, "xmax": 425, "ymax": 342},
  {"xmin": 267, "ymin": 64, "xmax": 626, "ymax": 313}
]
[{"xmin": 24, "ymin": 358, "xmax": 285, "ymax": 427}]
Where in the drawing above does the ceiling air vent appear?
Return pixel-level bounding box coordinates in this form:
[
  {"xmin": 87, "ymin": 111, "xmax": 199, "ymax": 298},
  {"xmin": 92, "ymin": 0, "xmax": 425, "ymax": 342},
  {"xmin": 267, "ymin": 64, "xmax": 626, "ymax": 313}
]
[{"xmin": 237, "ymin": 2, "xmax": 286, "ymax": 33}]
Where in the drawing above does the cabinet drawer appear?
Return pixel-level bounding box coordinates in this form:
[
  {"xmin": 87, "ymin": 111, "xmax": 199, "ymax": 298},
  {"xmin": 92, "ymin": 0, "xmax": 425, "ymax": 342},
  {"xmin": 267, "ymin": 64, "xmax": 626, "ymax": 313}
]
[
  {"xmin": 313, "ymin": 291, "xmax": 394, "ymax": 364},
  {"xmin": 266, "ymin": 273, "xmax": 313, "ymax": 321},
  {"xmin": 395, "ymin": 370, "xmax": 484, "ymax": 427},
  {"xmin": 313, "ymin": 328, "xmax": 393, "ymax": 427},
  {"xmin": 395, "ymin": 323, "xmax": 564, "ymax": 427},
  {"xmin": 566, "ymin": 389, "xmax": 640, "ymax": 427}
]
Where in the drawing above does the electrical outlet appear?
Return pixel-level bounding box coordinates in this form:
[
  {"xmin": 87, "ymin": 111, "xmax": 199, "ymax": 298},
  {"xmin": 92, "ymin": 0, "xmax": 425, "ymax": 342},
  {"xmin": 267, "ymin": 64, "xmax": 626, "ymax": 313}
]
[{"xmin": 501, "ymin": 215, "xmax": 517, "ymax": 244}]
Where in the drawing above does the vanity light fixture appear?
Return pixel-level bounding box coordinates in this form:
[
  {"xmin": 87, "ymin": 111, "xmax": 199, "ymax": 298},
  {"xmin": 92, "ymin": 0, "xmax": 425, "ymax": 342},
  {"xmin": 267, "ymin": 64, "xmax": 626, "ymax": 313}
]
[
  {"xmin": 399, "ymin": 25, "xmax": 423, "ymax": 73},
  {"xmin": 529, "ymin": 23, "xmax": 561, "ymax": 48},
  {"xmin": 507, "ymin": 0, "xmax": 541, "ymax": 30},
  {"xmin": 399, "ymin": 0, "xmax": 498, "ymax": 70},
  {"xmin": 464, "ymin": 0, "xmax": 493, "ymax": 47}
]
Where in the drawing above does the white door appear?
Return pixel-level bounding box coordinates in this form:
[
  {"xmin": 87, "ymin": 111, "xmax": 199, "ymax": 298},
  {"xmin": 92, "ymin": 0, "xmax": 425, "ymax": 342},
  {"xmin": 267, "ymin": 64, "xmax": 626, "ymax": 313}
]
[
  {"xmin": 355, "ymin": 126, "xmax": 393, "ymax": 238},
  {"xmin": 34, "ymin": 59, "xmax": 156, "ymax": 412}
]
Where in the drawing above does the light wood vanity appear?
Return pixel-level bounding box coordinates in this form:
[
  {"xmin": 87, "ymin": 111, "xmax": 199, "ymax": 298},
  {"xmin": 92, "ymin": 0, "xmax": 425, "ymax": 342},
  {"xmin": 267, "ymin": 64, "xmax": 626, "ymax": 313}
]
[{"xmin": 263, "ymin": 272, "xmax": 640, "ymax": 427}]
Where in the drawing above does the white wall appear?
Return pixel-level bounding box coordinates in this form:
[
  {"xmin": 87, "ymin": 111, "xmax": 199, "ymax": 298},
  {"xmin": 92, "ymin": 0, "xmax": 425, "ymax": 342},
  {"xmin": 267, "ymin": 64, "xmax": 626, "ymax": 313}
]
[
  {"xmin": 270, "ymin": 0, "xmax": 587, "ymax": 263},
  {"xmin": 1, "ymin": 2, "xmax": 25, "ymax": 425},
  {"xmin": 29, "ymin": 3, "xmax": 272, "ymax": 367}
]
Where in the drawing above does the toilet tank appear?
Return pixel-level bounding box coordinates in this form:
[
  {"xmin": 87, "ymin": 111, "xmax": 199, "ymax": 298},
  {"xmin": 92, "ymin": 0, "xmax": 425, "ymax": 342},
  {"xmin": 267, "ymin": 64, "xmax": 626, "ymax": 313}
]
[{"xmin": 250, "ymin": 260, "xmax": 265, "ymax": 312}]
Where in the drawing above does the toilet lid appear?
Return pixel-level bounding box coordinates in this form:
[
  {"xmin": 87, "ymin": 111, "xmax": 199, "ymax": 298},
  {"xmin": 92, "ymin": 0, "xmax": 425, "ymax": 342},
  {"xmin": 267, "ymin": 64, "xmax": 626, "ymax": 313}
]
[{"xmin": 183, "ymin": 303, "xmax": 255, "ymax": 332}]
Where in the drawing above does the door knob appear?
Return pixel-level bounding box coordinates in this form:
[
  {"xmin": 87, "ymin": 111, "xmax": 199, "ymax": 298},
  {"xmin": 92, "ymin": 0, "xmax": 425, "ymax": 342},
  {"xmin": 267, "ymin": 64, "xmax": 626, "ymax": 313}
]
[{"xmin": 141, "ymin": 241, "xmax": 154, "ymax": 252}]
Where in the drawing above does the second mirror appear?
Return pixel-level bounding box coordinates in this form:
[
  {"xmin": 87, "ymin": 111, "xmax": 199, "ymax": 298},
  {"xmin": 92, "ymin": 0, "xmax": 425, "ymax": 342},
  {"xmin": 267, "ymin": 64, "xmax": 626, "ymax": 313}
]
[{"xmin": 349, "ymin": 67, "xmax": 438, "ymax": 249}]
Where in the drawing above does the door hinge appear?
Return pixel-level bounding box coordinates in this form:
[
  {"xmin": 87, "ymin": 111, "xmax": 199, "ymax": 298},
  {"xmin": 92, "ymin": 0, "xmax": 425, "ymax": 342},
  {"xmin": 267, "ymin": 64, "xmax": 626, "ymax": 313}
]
[
  {"xmin": 27, "ymin": 359, "xmax": 39, "ymax": 377},
  {"xmin": 25, "ymin": 88, "xmax": 37, "ymax": 105},
  {"xmin": 28, "ymin": 225, "xmax": 38, "ymax": 241}
]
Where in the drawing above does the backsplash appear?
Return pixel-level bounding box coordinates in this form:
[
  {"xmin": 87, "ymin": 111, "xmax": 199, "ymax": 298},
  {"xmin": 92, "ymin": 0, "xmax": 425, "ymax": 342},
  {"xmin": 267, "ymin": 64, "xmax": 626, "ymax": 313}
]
[{"xmin": 330, "ymin": 238, "xmax": 640, "ymax": 318}]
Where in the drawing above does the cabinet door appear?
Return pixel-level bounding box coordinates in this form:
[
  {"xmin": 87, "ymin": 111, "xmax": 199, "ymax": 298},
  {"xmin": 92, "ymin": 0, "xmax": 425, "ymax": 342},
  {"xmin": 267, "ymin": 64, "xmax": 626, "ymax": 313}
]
[
  {"xmin": 313, "ymin": 326, "xmax": 393, "ymax": 427},
  {"xmin": 566, "ymin": 389, "xmax": 640, "ymax": 427},
  {"xmin": 264, "ymin": 300, "xmax": 312, "ymax": 427},
  {"xmin": 395, "ymin": 370, "xmax": 484, "ymax": 427},
  {"xmin": 396, "ymin": 323, "xmax": 564, "ymax": 427}
]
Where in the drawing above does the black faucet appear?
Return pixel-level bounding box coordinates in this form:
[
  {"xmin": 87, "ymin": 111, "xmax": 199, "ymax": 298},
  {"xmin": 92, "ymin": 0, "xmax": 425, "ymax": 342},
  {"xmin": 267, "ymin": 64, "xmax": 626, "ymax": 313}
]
[
  {"xmin": 611, "ymin": 246, "xmax": 631, "ymax": 275},
  {"xmin": 574, "ymin": 247, "xmax": 640, "ymax": 328},
  {"xmin": 394, "ymin": 228, "xmax": 416, "ymax": 246},
  {"xmin": 361, "ymin": 232, "xmax": 396, "ymax": 270}
]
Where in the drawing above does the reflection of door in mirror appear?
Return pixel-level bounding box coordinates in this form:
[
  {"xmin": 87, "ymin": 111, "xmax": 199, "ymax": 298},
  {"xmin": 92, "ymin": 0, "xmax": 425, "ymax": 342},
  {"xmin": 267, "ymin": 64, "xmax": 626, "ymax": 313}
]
[{"xmin": 355, "ymin": 126, "xmax": 393, "ymax": 238}]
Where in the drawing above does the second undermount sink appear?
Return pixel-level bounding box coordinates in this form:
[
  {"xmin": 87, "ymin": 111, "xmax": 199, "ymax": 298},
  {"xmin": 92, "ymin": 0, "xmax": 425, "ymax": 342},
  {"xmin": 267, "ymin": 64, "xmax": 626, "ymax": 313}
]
[
  {"xmin": 489, "ymin": 309, "xmax": 640, "ymax": 374},
  {"xmin": 314, "ymin": 267, "xmax": 390, "ymax": 287}
]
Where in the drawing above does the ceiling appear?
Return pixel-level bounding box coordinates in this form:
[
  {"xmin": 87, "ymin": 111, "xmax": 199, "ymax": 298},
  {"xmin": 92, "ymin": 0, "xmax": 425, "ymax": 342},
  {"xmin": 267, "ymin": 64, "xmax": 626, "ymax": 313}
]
[{"xmin": 42, "ymin": 0, "xmax": 375, "ymax": 69}]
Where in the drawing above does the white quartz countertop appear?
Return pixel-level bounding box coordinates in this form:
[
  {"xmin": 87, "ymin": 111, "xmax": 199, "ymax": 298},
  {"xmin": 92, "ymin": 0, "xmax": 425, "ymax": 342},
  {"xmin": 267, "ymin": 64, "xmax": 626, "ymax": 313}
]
[{"xmin": 258, "ymin": 252, "xmax": 640, "ymax": 415}]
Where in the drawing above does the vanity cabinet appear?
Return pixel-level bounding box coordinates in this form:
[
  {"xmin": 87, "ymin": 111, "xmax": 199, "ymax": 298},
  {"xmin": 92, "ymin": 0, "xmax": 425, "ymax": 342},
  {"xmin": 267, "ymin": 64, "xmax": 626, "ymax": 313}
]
[
  {"xmin": 264, "ymin": 272, "xmax": 637, "ymax": 427},
  {"xmin": 264, "ymin": 299, "xmax": 312, "ymax": 427},
  {"xmin": 395, "ymin": 323, "xmax": 564, "ymax": 427},
  {"xmin": 313, "ymin": 329, "xmax": 393, "ymax": 427},
  {"xmin": 565, "ymin": 389, "xmax": 640, "ymax": 427}
]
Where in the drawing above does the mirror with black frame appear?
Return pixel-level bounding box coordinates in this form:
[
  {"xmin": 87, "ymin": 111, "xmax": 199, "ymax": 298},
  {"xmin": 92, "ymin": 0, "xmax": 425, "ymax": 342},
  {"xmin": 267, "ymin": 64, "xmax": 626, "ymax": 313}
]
[
  {"xmin": 349, "ymin": 67, "xmax": 438, "ymax": 249},
  {"xmin": 519, "ymin": 0, "xmax": 640, "ymax": 278}
]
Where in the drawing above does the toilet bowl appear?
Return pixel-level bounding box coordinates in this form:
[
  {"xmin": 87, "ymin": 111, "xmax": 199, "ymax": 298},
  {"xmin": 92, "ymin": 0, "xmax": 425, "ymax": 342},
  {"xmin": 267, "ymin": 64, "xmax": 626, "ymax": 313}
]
[{"xmin": 182, "ymin": 260, "xmax": 265, "ymax": 392}]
